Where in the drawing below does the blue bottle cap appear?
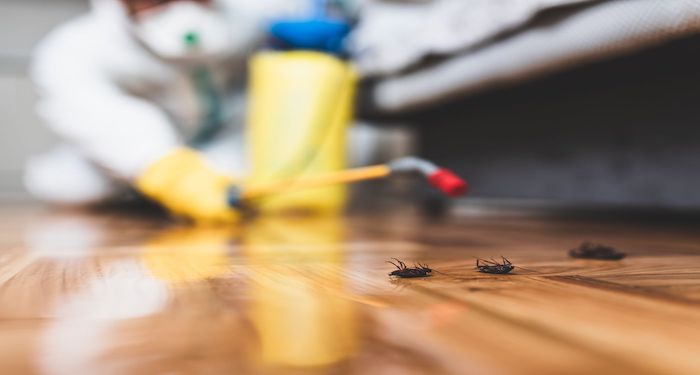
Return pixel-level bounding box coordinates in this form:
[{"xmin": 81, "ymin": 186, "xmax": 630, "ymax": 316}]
[
  {"xmin": 268, "ymin": 0, "xmax": 351, "ymax": 54},
  {"xmin": 269, "ymin": 19, "xmax": 351, "ymax": 54}
]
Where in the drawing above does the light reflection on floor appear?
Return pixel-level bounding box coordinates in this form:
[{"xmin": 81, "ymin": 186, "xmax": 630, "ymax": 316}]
[{"xmin": 6, "ymin": 210, "xmax": 431, "ymax": 374}]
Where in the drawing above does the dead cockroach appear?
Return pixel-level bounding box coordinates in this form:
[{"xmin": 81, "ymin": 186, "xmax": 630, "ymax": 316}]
[
  {"xmin": 387, "ymin": 258, "xmax": 432, "ymax": 278},
  {"xmin": 569, "ymin": 241, "xmax": 626, "ymax": 260},
  {"xmin": 475, "ymin": 257, "xmax": 514, "ymax": 274}
]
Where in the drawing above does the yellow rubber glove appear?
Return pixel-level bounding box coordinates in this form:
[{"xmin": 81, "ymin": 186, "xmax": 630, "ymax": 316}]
[{"xmin": 136, "ymin": 148, "xmax": 240, "ymax": 224}]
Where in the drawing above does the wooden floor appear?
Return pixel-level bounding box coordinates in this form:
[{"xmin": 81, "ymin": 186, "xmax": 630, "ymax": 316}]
[{"xmin": 0, "ymin": 203, "xmax": 699, "ymax": 374}]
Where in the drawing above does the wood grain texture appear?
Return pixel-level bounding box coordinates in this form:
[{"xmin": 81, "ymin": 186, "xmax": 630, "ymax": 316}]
[{"xmin": 0, "ymin": 203, "xmax": 699, "ymax": 374}]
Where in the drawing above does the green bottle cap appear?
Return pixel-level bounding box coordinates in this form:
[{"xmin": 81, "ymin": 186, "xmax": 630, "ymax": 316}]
[{"xmin": 184, "ymin": 31, "xmax": 200, "ymax": 48}]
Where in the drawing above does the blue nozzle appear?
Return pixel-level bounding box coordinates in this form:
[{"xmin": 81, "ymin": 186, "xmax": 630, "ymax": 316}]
[
  {"xmin": 269, "ymin": 19, "xmax": 350, "ymax": 54},
  {"xmin": 267, "ymin": 0, "xmax": 351, "ymax": 55}
]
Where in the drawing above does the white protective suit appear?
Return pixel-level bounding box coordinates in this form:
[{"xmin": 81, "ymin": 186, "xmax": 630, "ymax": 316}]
[{"xmin": 25, "ymin": 0, "xmax": 309, "ymax": 204}]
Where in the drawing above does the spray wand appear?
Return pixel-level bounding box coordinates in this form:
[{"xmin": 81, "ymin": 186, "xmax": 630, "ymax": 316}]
[{"xmin": 228, "ymin": 157, "xmax": 468, "ymax": 208}]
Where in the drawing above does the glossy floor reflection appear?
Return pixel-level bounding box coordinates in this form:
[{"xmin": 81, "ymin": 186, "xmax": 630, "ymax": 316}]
[{"xmin": 1, "ymin": 204, "xmax": 699, "ymax": 374}]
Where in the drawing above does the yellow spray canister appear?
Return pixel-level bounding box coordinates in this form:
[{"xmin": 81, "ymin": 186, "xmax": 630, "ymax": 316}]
[{"xmin": 245, "ymin": 3, "xmax": 356, "ymax": 214}]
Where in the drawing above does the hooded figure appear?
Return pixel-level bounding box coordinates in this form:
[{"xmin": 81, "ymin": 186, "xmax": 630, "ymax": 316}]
[{"xmin": 25, "ymin": 0, "xmax": 307, "ymax": 223}]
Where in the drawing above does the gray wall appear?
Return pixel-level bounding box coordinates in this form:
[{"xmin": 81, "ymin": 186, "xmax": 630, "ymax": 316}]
[{"xmin": 0, "ymin": 0, "xmax": 88, "ymax": 197}]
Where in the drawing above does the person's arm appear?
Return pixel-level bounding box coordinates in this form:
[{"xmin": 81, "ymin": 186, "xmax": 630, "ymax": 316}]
[
  {"xmin": 31, "ymin": 35, "xmax": 178, "ymax": 179},
  {"xmin": 30, "ymin": 28, "xmax": 238, "ymax": 223}
]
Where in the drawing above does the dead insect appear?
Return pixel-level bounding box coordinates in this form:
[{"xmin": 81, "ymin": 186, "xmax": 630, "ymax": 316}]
[
  {"xmin": 476, "ymin": 257, "xmax": 514, "ymax": 274},
  {"xmin": 387, "ymin": 258, "xmax": 432, "ymax": 278},
  {"xmin": 569, "ymin": 241, "xmax": 626, "ymax": 260}
]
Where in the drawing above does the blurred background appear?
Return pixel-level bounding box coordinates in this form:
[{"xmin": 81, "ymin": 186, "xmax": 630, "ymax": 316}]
[
  {"xmin": 3, "ymin": 0, "xmax": 700, "ymax": 209},
  {"xmin": 0, "ymin": 0, "xmax": 88, "ymax": 198}
]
